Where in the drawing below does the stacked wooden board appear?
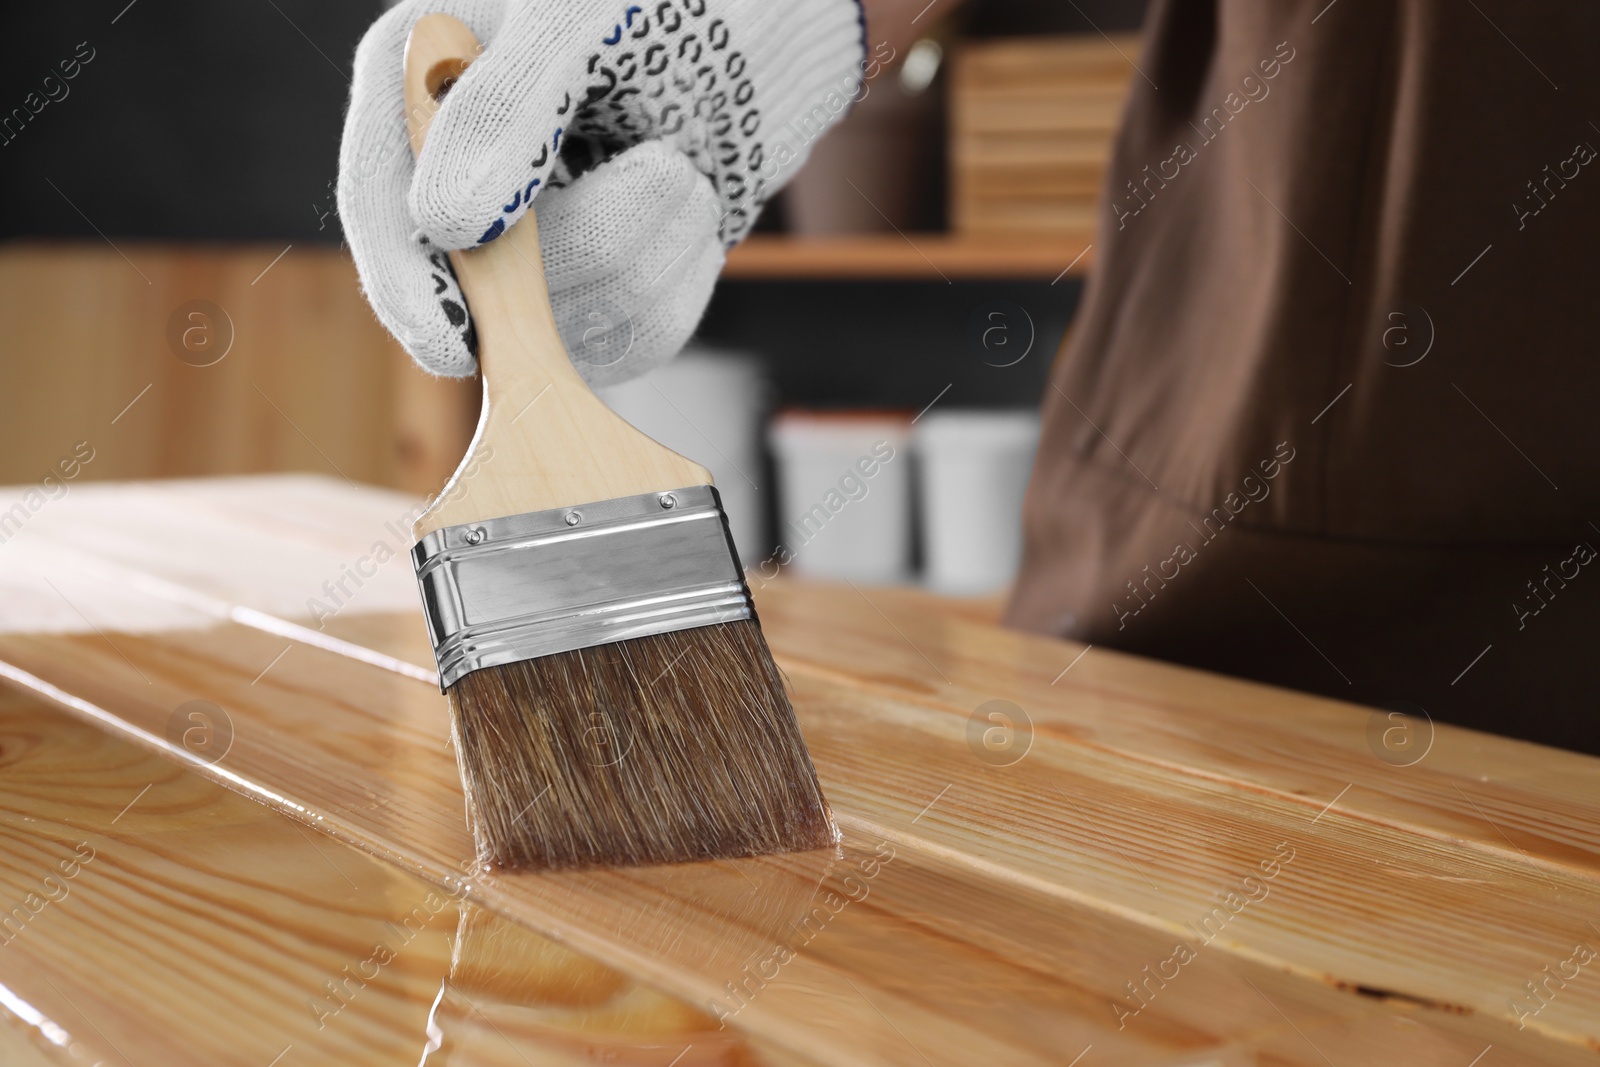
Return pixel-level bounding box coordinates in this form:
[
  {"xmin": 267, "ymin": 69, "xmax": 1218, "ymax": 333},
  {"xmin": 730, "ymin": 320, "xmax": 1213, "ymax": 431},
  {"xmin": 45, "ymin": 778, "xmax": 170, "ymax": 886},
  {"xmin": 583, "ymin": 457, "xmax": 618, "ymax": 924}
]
[
  {"xmin": 950, "ymin": 35, "xmax": 1139, "ymax": 239},
  {"xmin": 0, "ymin": 475, "xmax": 1599, "ymax": 1064},
  {"xmin": 0, "ymin": 244, "xmax": 478, "ymax": 497}
]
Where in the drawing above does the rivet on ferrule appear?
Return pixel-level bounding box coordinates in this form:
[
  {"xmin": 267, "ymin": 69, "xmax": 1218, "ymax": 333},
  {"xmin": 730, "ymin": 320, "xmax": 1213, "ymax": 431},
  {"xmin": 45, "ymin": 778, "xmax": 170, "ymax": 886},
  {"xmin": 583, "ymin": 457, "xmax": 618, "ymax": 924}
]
[{"xmin": 411, "ymin": 485, "xmax": 754, "ymax": 691}]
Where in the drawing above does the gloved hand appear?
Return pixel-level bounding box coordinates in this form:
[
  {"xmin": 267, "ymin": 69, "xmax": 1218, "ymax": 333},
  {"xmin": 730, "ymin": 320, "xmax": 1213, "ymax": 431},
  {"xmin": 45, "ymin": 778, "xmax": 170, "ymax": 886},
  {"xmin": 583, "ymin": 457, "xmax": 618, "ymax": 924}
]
[{"xmin": 339, "ymin": 0, "xmax": 867, "ymax": 385}]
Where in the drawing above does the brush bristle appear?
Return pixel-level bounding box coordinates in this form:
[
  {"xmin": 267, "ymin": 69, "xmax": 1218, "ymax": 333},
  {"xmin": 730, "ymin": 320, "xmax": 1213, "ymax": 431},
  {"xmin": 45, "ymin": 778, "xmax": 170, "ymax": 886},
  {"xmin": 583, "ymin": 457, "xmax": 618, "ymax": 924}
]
[{"xmin": 447, "ymin": 619, "xmax": 837, "ymax": 869}]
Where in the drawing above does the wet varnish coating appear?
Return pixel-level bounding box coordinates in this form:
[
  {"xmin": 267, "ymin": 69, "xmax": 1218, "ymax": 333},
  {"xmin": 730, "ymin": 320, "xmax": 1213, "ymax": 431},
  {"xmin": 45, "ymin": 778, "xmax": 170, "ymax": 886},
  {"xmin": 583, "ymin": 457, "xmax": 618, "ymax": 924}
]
[{"xmin": 1, "ymin": 476, "xmax": 1599, "ymax": 1064}]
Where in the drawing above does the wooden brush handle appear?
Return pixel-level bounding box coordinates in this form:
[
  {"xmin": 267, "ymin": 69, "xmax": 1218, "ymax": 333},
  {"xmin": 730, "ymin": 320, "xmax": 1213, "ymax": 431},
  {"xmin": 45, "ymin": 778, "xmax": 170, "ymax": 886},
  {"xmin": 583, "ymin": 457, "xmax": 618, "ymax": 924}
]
[{"xmin": 402, "ymin": 13, "xmax": 710, "ymax": 539}]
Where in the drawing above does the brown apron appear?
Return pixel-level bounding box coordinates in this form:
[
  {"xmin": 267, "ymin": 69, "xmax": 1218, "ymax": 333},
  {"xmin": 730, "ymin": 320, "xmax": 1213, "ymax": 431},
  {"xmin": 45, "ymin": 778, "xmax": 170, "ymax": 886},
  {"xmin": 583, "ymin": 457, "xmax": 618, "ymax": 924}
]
[{"xmin": 1007, "ymin": 0, "xmax": 1600, "ymax": 752}]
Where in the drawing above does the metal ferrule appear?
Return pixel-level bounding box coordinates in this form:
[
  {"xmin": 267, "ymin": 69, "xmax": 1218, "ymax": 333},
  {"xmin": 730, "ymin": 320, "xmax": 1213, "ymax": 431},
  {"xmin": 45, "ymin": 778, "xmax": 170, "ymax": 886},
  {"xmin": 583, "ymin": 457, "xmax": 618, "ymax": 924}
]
[{"xmin": 411, "ymin": 485, "xmax": 753, "ymax": 690}]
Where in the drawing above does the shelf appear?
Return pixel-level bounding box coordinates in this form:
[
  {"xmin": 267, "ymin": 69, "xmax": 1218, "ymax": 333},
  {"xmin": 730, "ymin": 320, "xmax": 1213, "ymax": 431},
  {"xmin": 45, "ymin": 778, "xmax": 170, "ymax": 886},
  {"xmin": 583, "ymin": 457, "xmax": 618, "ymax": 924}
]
[{"xmin": 721, "ymin": 233, "xmax": 1095, "ymax": 281}]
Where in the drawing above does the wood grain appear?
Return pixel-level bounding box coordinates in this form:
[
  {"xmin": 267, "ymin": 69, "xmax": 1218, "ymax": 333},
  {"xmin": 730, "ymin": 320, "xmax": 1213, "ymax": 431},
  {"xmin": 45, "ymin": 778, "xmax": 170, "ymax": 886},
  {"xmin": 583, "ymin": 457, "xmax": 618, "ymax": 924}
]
[
  {"xmin": 0, "ymin": 686, "xmax": 758, "ymax": 1067},
  {"xmin": 950, "ymin": 35, "xmax": 1138, "ymax": 240},
  {"xmin": 1, "ymin": 476, "xmax": 1599, "ymax": 1064},
  {"xmin": 0, "ymin": 243, "xmax": 478, "ymax": 500},
  {"xmin": 721, "ymin": 233, "xmax": 1095, "ymax": 280}
]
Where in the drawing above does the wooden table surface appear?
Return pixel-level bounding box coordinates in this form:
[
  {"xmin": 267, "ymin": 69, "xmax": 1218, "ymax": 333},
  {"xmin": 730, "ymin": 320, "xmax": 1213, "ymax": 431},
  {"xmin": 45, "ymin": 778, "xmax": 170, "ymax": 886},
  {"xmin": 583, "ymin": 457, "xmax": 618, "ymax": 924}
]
[{"xmin": 0, "ymin": 475, "xmax": 1598, "ymax": 1066}]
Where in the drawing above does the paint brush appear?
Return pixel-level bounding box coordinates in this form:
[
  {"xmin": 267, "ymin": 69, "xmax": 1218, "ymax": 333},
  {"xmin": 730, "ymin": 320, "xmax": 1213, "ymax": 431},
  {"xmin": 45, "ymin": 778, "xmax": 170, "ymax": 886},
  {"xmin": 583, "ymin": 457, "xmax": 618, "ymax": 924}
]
[{"xmin": 401, "ymin": 14, "xmax": 835, "ymax": 869}]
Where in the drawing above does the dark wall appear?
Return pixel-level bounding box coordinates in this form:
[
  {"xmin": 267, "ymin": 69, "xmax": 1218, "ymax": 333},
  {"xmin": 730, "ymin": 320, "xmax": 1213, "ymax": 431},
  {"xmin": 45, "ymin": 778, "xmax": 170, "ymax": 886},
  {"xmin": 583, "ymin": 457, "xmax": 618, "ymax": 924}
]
[
  {"xmin": 698, "ymin": 279, "xmax": 1079, "ymax": 411},
  {"xmin": 0, "ymin": 0, "xmax": 1147, "ymax": 244},
  {"xmin": 0, "ymin": 1, "xmax": 378, "ymax": 243}
]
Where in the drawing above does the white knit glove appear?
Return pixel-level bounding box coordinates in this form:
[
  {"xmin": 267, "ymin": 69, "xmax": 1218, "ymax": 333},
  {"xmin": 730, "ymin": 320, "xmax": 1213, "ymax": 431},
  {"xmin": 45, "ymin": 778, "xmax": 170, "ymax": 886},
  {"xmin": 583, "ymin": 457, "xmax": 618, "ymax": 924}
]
[{"xmin": 339, "ymin": 0, "xmax": 867, "ymax": 384}]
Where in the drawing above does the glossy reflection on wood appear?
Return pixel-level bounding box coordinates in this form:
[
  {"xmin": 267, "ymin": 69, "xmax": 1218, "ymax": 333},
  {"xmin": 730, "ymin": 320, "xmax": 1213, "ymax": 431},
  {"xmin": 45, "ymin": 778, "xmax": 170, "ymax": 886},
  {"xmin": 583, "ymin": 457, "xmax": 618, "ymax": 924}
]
[
  {"xmin": 1, "ymin": 477, "xmax": 1600, "ymax": 1065},
  {"xmin": 0, "ymin": 689, "xmax": 745, "ymax": 1066}
]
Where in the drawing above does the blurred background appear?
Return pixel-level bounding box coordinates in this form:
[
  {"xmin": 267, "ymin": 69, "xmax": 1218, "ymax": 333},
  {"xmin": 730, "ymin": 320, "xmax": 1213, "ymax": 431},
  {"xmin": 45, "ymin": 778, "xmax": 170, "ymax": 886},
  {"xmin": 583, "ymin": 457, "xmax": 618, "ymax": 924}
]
[{"xmin": 0, "ymin": 0, "xmax": 1148, "ymax": 597}]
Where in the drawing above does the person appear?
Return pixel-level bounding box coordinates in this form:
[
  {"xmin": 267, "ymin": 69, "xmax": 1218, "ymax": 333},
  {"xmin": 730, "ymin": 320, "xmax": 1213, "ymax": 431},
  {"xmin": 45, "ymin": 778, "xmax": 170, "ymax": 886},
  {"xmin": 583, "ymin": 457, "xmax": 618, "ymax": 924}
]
[
  {"xmin": 1006, "ymin": 0, "xmax": 1600, "ymax": 756},
  {"xmin": 342, "ymin": 0, "xmax": 1600, "ymax": 754}
]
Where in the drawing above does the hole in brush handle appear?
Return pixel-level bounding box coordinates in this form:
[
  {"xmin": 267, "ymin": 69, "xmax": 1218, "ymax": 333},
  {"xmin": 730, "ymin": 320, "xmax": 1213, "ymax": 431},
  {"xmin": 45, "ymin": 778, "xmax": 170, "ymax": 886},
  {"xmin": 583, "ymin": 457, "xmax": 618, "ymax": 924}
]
[
  {"xmin": 427, "ymin": 59, "xmax": 470, "ymax": 101},
  {"xmin": 405, "ymin": 14, "xmax": 488, "ymax": 154}
]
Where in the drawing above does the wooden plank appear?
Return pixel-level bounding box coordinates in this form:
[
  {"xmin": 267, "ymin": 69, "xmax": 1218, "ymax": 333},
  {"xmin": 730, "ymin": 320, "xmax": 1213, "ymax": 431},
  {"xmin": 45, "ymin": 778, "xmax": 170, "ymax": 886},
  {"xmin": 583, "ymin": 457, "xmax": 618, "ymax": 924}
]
[
  {"xmin": 0, "ymin": 629, "xmax": 1576, "ymax": 1065},
  {"xmin": 0, "ymin": 687, "xmax": 754, "ymax": 1067},
  {"xmin": 952, "ymin": 135, "xmax": 1114, "ymax": 171},
  {"xmin": 956, "ymin": 163, "xmax": 1110, "ymax": 200},
  {"xmin": 953, "ymin": 92, "xmax": 1129, "ymax": 133},
  {"xmin": 393, "ymin": 353, "xmax": 481, "ymax": 501},
  {"xmin": 721, "ymin": 234, "xmax": 1096, "ymax": 280},
  {"xmin": 13, "ymin": 477, "xmax": 1600, "ymax": 873},
  {"xmin": 953, "ymin": 35, "xmax": 1141, "ymax": 88},
  {"xmin": 0, "ymin": 1025, "xmax": 63, "ymax": 1067},
  {"xmin": 953, "ymin": 200, "xmax": 1103, "ymax": 236},
  {"xmin": 949, "ymin": 35, "xmax": 1135, "ymax": 241},
  {"xmin": 1, "ymin": 478, "xmax": 1598, "ymax": 1062},
  {"xmin": 759, "ymin": 581, "xmax": 1600, "ymax": 879},
  {"xmin": 0, "ymin": 243, "xmax": 478, "ymax": 498}
]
